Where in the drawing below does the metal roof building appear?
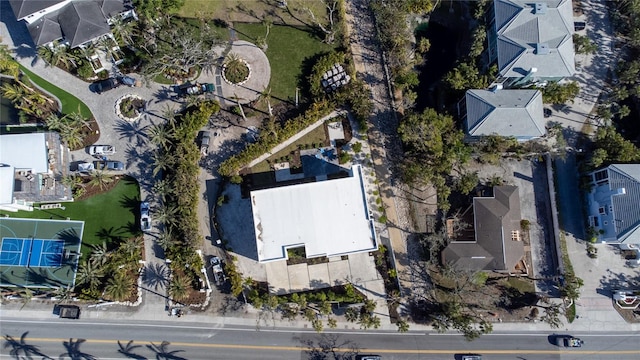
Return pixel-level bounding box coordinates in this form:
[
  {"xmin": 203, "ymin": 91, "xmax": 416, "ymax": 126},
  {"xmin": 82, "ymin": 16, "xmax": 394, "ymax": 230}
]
[
  {"xmin": 464, "ymin": 89, "xmax": 545, "ymax": 141},
  {"xmin": 491, "ymin": 0, "xmax": 575, "ymax": 81},
  {"xmin": 250, "ymin": 165, "xmax": 377, "ymax": 263}
]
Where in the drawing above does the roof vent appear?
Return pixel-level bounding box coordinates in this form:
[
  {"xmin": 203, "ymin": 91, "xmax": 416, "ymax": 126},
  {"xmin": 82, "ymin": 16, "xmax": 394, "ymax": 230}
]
[
  {"xmin": 613, "ymin": 187, "xmax": 626, "ymax": 196},
  {"xmin": 536, "ymin": 43, "xmax": 550, "ymax": 55},
  {"xmin": 534, "ymin": 3, "xmax": 547, "ymax": 14},
  {"xmin": 491, "ymin": 84, "xmax": 503, "ymax": 92}
]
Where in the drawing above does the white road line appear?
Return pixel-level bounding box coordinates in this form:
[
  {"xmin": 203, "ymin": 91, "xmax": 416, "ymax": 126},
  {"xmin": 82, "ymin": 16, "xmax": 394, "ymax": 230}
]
[{"xmin": 0, "ymin": 319, "xmax": 421, "ymax": 336}]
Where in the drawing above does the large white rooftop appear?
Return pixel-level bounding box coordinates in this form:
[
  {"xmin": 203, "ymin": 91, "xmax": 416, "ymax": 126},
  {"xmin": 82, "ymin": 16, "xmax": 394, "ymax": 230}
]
[
  {"xmin": 0, "ymin": 165, "xmax": 15, "ymax": 204},
  {"xmin": 0, "ymin": 133, "xmax": 48, "ymax": 173},
  {"xmin": 251, "ymin": 165, "xmax": 377, "ymax": 263}
]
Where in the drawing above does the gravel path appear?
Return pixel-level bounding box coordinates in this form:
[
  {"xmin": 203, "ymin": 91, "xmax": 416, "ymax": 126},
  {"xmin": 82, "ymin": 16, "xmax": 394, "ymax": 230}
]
[{"xmin": 343, "ymin": 0, "xmax": 419, "ymax": 296}]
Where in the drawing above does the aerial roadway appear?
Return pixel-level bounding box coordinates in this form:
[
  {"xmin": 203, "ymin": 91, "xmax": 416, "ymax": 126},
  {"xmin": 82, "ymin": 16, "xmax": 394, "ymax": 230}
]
[{"xmin": 1, "ymin": 317, "xmax": 639, "ymax": 359}]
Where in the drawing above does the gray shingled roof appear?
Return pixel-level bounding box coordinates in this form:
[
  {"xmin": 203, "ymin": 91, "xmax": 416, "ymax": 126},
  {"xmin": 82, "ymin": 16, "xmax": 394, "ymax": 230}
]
[
  {"xmin": 58, "ymin": 0, "xmax": 111, "ymax": 48},
  {"xmin": 494, "ymin": 0, "xmax": 575, "ymax": 78},
  {"xmin": 465, "ymin": 89, "xmax": 545, "ymax": 139},
  {"xmin": 9, "ymin": 0, "xmax": 66, "ymax": 20},
  {"xmin": 443, "ymin": 186, "xmax": 525, "ymax": 271},
  {"xmin": 27, "ymin": 15, "xmax": 63, "ymax": 46},
  {"xmin": 99, "ymin": 0, "xmax": 126, "ymax": 18},
  {"xmin": 606, "ymin": 165, "xmax": 640, "ymax": 243}
]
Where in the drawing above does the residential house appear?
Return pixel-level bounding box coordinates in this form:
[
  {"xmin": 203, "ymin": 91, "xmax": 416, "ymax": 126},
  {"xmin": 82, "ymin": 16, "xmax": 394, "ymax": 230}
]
[
  {"xmin": 9, "ymin": 0, "xmax": 135, "ymax": 49},
  {"xmin": 442, "ymin": 186, "xmax": 525, "ymax": 272},
  {"xmin": 0, "ymin": 133, "xmax": 71, "ymax": 211},
  {"xmin": 250, "ymin": 165, "xmax": 378, "ymax": 294},
  {"xmin": 587, "ymin": 164, "xmax": 640, "ymax": 245},
  {"xmin": 459, "ymin": 88, "xmax": 546, "ymax": 141},
  {"xmin": 488, "ymin": 0, "xmax": 576, "ymax": 87}
]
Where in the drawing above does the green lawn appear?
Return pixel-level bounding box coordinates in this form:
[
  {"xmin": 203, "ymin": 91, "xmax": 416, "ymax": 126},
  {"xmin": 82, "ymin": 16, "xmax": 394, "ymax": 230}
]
[
  {"xmin": 0, "ymin": 177, "xmax": 140, "ymax": 256},
  {"xmin": 177, "ymin": 0, "xmax": 327, "ymax": 25},
  {"xmin": 19, "ymin": 65, "xmax": 93, "ymax": 118},
  {"xmin": 233, "ymin": 23, "xmax": 336, "ymax": 102}
]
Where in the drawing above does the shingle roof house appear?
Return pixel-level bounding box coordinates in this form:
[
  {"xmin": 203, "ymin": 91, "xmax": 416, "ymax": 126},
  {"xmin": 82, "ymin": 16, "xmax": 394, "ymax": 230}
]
[
  {"xmin": 442, "ymin": 186, "xmax": 525, "ymax": 272},
  {"xmin": 9, "ymin": 0, "xmax": 131, "ymax": 48},
  {"xmin": 489, "ymin": 0, "xmax": 575, "ymax": 85},
  {"xmin": 587, "ymin": 165, "xmax": 640, "ymax": 244},
  {"xmin": 463, "ymin": 89, "xmax": 545, "ymax": 141}
]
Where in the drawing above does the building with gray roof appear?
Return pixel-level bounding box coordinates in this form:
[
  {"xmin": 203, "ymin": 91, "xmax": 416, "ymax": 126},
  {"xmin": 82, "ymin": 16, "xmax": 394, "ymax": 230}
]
[
  {"xmin": 442, "ymin": 186, "xmax": 525, "ymax": 272},
  {"xmin": 461, "ymin": 88, "xmax": 545, "ymax": 141},
  {"xmin": 488, "ymin": 0, "xmax": 575, "ymax": 86},
  {"xmin": 587, "ymin": 165, "xmax": 640, "ymax": 245},
  {"xmin": 9, "ymin": 0, "xmax": 133, "ymax": 49}
]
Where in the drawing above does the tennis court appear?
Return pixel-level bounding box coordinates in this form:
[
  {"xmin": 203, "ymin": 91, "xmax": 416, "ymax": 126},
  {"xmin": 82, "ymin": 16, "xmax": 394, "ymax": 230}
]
[
  {"xmin": 0, "ymin": 238, "xmax": 64, "ymax": 267},
  {"xmin": 0, "ymin": 218, "xmax": 83, "ymax": 288}
]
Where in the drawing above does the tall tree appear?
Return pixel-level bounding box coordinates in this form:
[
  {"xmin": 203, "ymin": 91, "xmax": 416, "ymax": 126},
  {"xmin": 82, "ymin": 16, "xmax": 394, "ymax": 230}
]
[
  {"xmin": 168, "ymin": 274, "xmax": 190, "ymax": 302},
  {"xmin": 76, "ymin": 260, "xmax": 103, "ymax": 289},
  {"xmin": 104, "ymin": 271, "xmax": 135, "ymax": 302}
]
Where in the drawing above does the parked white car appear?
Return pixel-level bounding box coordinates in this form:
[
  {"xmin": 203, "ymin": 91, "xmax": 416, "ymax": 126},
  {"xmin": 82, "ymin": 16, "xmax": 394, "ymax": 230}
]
[
  {"xmin": 140, "ymin": 202, "xmax": 151, "ymax": 232},
  {"xmin": 89, "ymin": 145, "xmax": 116, "ymax": 156}
]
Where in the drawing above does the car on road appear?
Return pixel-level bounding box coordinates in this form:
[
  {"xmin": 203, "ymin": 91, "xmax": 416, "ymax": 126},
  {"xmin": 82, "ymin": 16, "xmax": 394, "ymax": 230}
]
[
  {"xmin": 94, "ymin": 160, "xmax": 125, "ymax": 171},
  {"xmin": 56, "ymin": 305, "xmax": 80, "ymax": 319},
  {"xmin": 555, "ymin": 335, "xmax": 584, "ymax": 347},
  {"xmin": 91, "ymin": 78, "xmax": 121, "ymax": 94},
  {"xmin": 89, "ymin": 145, "xmax": 116, "ymax": 156},
  {"xmin": 140, "ymin": 202, "xmax": 151, "ymax": 232},
  {"xmin": 355, "ymin": 356, "xmax": 381, "ymax": 360},
  {"xmin": 461, "ymin": 355, "xmax": 482, "ymax": 360}
]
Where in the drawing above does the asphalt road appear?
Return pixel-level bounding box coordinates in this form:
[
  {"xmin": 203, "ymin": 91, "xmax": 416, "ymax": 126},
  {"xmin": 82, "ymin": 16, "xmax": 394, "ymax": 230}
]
[{"xmin": 1, "ymin": 318, "xmax": 639, "ymax": 360}]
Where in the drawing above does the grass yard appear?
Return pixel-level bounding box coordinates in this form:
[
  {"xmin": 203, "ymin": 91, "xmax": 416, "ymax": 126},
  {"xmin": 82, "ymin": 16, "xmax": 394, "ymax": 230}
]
[
  {"xmin": 0, "ymin": 177, "xmax": 140, "ymax": 256},
  {"xmin": 19, "ymin": 65, "xmax": 93, "ymax": 118},
  {"xmin": 251, "ymin": 122, "xmax": 328, "ymax": 172},
  {"xmin": 506, "ymin": 277, "xmax": 536, "ymax": 294},
  {"xmin": 233, "ymin": 23, "xmax": 336, "ymax": 102},
  {"xmin": 177, "ymin": 0, "xmax": 327, "ymax": 25}
]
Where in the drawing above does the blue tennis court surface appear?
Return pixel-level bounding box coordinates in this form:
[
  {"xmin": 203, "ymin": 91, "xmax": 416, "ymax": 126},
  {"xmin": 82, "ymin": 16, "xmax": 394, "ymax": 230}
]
[{"xmin": 0, "ymin": 238, "xmax": 63, "ymax": 267}]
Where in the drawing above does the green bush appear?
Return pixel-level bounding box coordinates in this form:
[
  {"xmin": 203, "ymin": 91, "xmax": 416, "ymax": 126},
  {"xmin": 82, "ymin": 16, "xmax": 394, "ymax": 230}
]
[
  {"xmin": 352, "ymin": 141, "xmax": 363, "ymax": 153},
  {"xmin": 76, "ymin": 60, "xmax": 94, "ymax": 79}
]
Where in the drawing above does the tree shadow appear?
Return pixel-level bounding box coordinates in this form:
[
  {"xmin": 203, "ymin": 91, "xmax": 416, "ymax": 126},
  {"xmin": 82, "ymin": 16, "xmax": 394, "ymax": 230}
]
[
  {"xmin": 95, "ymin": 226, "xmax": 126, "ymax": 244},
  {"xmin": 141, "ymin": 263, "xmax": 170, "ymax": 291},
  {"xmin": 117, "ymin": 340, "xmax": 147, "ymax": 359},
  {"xmin": 296, "ymin": 333, "xmax": 360, "ymax": 360},
  {"xmin": 114, "ymin": 119, "xmax": 149, "ymax": 147},
  {"xmin": 146, "ymin": 341, "xmax": 187, "ymax": 360},
  {"xmin": 60, "ymin": 338, "xmax": 97, "ymax": 360},
  {"xmin": 3, "ymin": 332, "xmax": 52, "ymax": 360}
]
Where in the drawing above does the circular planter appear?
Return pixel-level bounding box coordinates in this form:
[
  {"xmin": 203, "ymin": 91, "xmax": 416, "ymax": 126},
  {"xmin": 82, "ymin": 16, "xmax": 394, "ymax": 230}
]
[
  {"xmin": 221, "ymin": 58, "xmax": 252, "ymax": 86},
  {"xmin": 115, "ymin": 95, "xmax": 146, "ymax": 121}
]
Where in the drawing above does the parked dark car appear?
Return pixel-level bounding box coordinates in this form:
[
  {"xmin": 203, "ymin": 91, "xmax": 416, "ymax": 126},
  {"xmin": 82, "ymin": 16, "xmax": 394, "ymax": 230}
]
[
  {"xmin": 56, "ymin": 305, "xmax": 80, "ymax": 319},
  {"xmin": 91, "ymin": 78, "xmax": 120, "ymax": 94}
]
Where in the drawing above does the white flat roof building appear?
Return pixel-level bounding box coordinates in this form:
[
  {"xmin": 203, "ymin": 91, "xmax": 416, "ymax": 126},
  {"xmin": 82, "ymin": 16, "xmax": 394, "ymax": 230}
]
[
  {"xmin": 0, "ymin": 165, "xmax": 15, "ymax": 204},
  {"xmin": 0, "ymin": 133, "xmax": 48, "ymax": 173},
  {"xmin": 251, "ymin": 165, "xmax": 377, "ymax": 263}
]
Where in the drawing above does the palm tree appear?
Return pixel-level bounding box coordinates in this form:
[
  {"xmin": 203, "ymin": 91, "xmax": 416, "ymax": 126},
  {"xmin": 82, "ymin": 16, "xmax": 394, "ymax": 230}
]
[
  {"xmin": 76, "ymin": 260, "xmax": 103, "ymax": 289},
  {"xmin": 231, "ymin": 93, "xmax": 247, "ymax": 122},
  {"xmin": 152, "ymin": 151, "xmax": 175, "ymax": 177},
  {"xmin": 39, "ymin": 41, "xmax": 76, "ymax": 69},
  {"xmin": 17, "ymin": 287, "xmax": 33, "ymax": 310},
  {"xmin": 45, "ymin": 113, "xmax": 65, "ymax": 131},
  {"xmin": 89, "ymin": 170, "xmax": 114, "ymax": 190},
  {"xmin": 65, "ymin": 111, "xmax": 93, "ymax": 131},
  {"xmin": 153, "ymin": 204, "xmax": 178, "ymax": 227},
  {"xmin": 147, "ymin": 124, "xmax": 172, "ymax": 149},
  {"xmin": 110, "ymin": 18, "xmax": 136, "ymax": 46},
  {"xmin": 90, "ymin": 242, "xmax": 110, "ymax": 267},
  {"xmin": 104, "ymin": 271, "xmax": 134, "ymax": 302},
  {"xmin": 168, "ymin": 274, "xmax": 190, "ymax": 302},
  {"xmin": 259, "ymin": 86, "xmax": 273, "ymax": 118},
  {"xmin": 59, "ymin": 124, "xmax": 85, "ymax": 150},
  {"xmin": 55, "ymin": 285, "xmax": 74, "ymax": 304},
  {"xmin": 156, "ymin": 229, "xmax": 176, "ymax": 251},
  {"xmin": 119, "ymin": 236, "xmax": 142, "ymax": 259},
  {"xmin": 0, "ymin": 45, "xmax": 20, "ymax": 78},
  {"xmin": 152, "ymin": 179, "xmax": 173, "ymax": 202}
]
